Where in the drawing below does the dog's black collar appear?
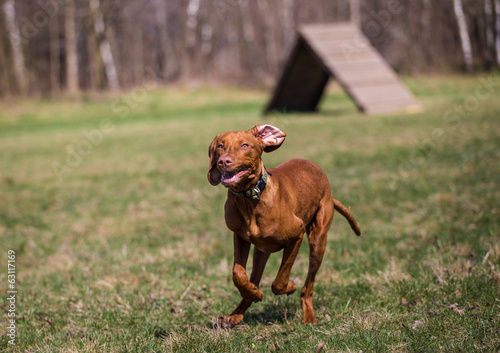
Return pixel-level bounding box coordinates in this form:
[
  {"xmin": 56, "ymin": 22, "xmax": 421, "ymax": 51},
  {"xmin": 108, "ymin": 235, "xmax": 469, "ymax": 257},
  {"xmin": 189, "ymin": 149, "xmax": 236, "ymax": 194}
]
[{"xmin": 230, "ymin": 168, "xmax": 268, "ymax": 200}]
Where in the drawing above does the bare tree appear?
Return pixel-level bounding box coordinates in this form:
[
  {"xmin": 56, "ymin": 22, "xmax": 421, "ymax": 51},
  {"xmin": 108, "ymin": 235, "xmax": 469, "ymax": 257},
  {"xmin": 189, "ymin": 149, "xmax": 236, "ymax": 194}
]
[
  {"xmin": 153, "ymin": 0, "xmax": 179, "ymax": 81},
  {"xmin": 485, "ymin": 0, "xmax": 494, "ymax": 51},
  {"xmin": 257, "ymin": 0, "xmax": 279, "ymax": 73},
  {"xmin": 453, "ymin": 0, "xmax": 473, "ymax": 72},
  {"xmin": 0, "ymin": 23, "xmax": 10, "ymax": 95},
  {"xmin": 65, "ymin": 0, "xmax": 79, "ymax": 96},
  {"xmin": 350, "ymin": 0, "xmax": 361, "ymax": 27},
  {"xmin": 125, "ymin": 1, "xmax": 144, "ymax": 85},
  {"xmin": 419, "ymin": 0, "xmax": 433, "ymax": 65},
  {"xmin": 186, "ymin": 0, "xmax": 200, "ymax": 47},
  {"xmin": 49, "ymin": 9, "xmax": 60, "ymax": 94},
  {"xmin": 3, "ymin": 0, "xmax": 28, "ymax": 94},
  {"xmin": 86, "ymin": 2, "xmax": 101, "ymax": 91},
  {"xmin": 495, "ymin": 0, "xmax": 500, "ymax": 66},
  {"xmin": 1, "ymin": 0, "xmax": 499, "ymax": 96},
  {"xmin": 283, "ymin": 0, "xmax": 295, "ymax": 45},
  {"xmin": 185, "ymin": 0, "xmax": 200, "ymax": 77},
  {"xmin": 90, "ymin": 0, "xmax": 120, "ymax": 92},
  {"xmin": 239, "ymin": 0, "xmax": 255, "ymax": 44},
  {"xmin": 237, "ymin": 0, "xmax": 257, "ymax": 76}
]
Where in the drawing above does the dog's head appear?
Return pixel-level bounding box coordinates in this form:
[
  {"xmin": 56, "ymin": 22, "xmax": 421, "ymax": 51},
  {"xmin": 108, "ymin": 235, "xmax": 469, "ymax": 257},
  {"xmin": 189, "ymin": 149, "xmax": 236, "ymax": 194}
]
[{"xmin": 208, "ymin": 125, "xmax": 286, "ymax": 191}]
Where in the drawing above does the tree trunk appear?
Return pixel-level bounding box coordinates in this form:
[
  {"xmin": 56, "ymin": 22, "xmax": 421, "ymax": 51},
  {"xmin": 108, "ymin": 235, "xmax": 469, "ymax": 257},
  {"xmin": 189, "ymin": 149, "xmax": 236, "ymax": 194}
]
[
  {"xmin": 185, "ymin": 0, "xmax": 200, "ymax": 78},
  {"xmin": 238, "ymin": 0, "xmax": 256, "ymax": 76},
  {"xmin": 239, "ymin": 0, "xmax": 255, "ymax": 44},
  {"xmin": 154, "ymin": 0, "xmax": 179, "ymax": 81},
  {"xmin": 453, "ymin": 0, "xmax": 473, "ymax": 72},
  {"xmin": 420, "ymin": 0, "xmax": 433, "ymax": 64},
  {"xmin": 49, "ymin": 11, "xmax": 60, "ymax": 94},
  {"xmin": 257, "ymin": 0, "xmax": 278, "ymax": 73},
  {"xmin": 186, "ymin": 0, "xmax": 200, "ymax": 49},
  {"xmin": 0, "ymin": 12, "xmax": 10, "ymax": 96},
  {"xmin": 86, "ymin": 4, "xmax": 101, "ymax": 91},
  {"xmin": 65, "ymin": 0, "xmax": 79, "ymax": 96},
  {"xmin": 122, "ymin": 1, "xmax": 143, "ymax": 86},
  {"xmin": 283, "ymin": 0, "xmax": 295, "ymax": 46},
  {"xmin": 484, "ymin": 0, "xmax": 496, "ymax": 67},
  {"xmin": 131, "ymin": 5, "xmax": 144, "ymax": 86},
  {"xmin": 350, "ymin": 0, "xmax": 361, "ymax": 27},
  {"xmin": 495, "ymin": 0, "xmax": 500, "ymax": 66},
  {"xmin": 90, "ymin": 0, "xmax": 120, "ymax": 92},
  {"xmin": 3, "ymin": 0, "xmax": 28, "ymax": 95},
  {"xmin": 0, "ymin": 40, "xmax": 8, "ymax": 96}
]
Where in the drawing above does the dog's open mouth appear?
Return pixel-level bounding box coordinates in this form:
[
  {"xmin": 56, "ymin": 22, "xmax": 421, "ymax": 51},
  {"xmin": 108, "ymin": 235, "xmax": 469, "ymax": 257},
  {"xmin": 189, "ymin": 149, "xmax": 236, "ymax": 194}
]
[{"xmin": 221, "ymin": 170, "xmax": 248, "ymax": 187}]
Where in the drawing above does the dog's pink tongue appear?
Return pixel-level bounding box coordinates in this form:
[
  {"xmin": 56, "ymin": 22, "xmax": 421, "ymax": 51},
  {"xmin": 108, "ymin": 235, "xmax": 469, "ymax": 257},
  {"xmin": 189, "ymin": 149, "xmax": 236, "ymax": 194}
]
[{"xmin": 221, "ymin": 172, "xmax": 235, "ymax": 182}]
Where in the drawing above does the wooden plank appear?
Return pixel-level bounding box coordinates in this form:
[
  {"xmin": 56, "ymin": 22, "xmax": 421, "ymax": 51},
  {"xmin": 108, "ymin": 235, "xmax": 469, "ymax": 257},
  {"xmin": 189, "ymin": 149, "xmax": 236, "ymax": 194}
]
[
  {"xmin": 327, "ymin": 57, "xmax": 391, "ymax": 71},
  {"xmin": 314, "ymin": 43, "xmax": 373, "ymax": 56},
  {"xmin": 326, "ymin": 56, "xmax": 400, "ymax": 83},
  {"xmin": 302, "ymin": 25, "xmax": 370, "ymax": 46},
  {"xmin": 363, "ymin": 99, "xmax": 421, "ymax": 114},
  {"xmin": 341, "ymin": 75, "xmax": 402, "ymax": 87},
  {"xmin": 299, "ymin": 22, "xmax": 355, "ymax": 31},
  {"xmin": 299, "ymin": 23, "xmax": 357, "ymax": 36},
  {"xmin": 334, "ymin": 69, "xmax": 398, "ymax": 83},
  {"xmin": 311, "ymin": 42, "xmax": 386, "ymax": 67},
  {"xmin": 305, "ymin": 38, "xmax": 371, "ymax": 54},
  {"xmin": 314, "ymin": 47, "xmax": 377, "ymax": 62},
  {"xmin": 349, "ymin": 83, "xmax": 414, "ymax": 104},
  {"xmin": 300, "ymin": 28, "xmax": 359, "ymax": 42},
  {"xmin": 265, "ymin": 22, "xmax": 421, "ymax": 115}
]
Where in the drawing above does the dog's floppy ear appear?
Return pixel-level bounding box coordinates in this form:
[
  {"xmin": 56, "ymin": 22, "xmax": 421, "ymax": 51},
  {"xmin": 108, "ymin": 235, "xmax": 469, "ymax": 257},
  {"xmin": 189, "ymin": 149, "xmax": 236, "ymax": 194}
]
[
  {"xmin": 208, "ymin": 135, "xmax": 222, "ymax": 186},
  {"xmin": 249, "ymin": 125, "xmax": 286, "ymax": 153}
]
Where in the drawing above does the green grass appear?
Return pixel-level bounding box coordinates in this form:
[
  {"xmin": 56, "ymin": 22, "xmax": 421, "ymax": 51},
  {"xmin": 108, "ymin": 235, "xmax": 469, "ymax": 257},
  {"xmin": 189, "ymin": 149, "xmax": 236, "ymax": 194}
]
[{"xmin": 1, "ymin": 75, "xmax": 499, "ymax": 352}]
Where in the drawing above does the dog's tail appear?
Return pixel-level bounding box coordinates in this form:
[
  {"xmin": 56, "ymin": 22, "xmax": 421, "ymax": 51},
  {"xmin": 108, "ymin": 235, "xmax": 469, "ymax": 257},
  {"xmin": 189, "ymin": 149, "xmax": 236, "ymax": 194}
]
[{"xmin": 333, "ymin": 197, "xmax": 361, "ymax": 236}]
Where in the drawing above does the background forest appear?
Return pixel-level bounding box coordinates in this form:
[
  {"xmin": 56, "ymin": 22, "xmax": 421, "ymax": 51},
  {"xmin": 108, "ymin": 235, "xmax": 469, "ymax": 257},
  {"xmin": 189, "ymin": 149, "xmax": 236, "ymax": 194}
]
[{"xmin": 1, "ymin": 0, "xmax": 500, "ymax": 96}]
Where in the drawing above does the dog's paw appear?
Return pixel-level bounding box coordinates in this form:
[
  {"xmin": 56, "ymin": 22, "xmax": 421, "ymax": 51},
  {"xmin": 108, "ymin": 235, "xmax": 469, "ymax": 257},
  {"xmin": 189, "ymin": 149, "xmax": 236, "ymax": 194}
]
[
  {"xmin": 285, "ymin": 281, "xmax": 297, "ymax": 295},
  {"xmin": 242, "ymin": 289, "xmax": 264, "ymax": 303},
  {"xmin": 218, "ymin": 315, "xmax": 243, "ymax": 329},
  {"xmin": 240, "ymin": 287, "xmax": 263, "ymax": 302},
  {"xmin": 272, "ymin": 280, "xmax": 297, "ymax": 296},
  {"xmin": 218, "ymin": 316, "xmax": 235, "ymax": 329},
  {"xmin": 252, "ymin": 288, "xmax": 264, "ymax": 302},
  {"xmin": 302, "ymin": 314, "xmax": 318, "ymax": 325}
]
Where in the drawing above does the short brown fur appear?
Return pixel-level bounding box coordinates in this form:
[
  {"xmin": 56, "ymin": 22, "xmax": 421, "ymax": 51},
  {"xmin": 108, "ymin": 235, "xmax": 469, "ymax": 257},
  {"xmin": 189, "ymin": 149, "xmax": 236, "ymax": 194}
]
[{"xmin": 208, "ymin": 125, "xmax": 360, "ymax": 328}]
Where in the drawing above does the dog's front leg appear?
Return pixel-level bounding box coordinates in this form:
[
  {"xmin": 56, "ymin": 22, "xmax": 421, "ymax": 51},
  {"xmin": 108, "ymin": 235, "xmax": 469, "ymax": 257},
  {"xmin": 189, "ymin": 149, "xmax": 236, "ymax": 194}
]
[
  {"xmin": 218, "ymin": 234, "xmax": 267, "ymax": 329},
  {"xmin": 231, "ymin": 233, "xmax": 264, "ymax": 302}
]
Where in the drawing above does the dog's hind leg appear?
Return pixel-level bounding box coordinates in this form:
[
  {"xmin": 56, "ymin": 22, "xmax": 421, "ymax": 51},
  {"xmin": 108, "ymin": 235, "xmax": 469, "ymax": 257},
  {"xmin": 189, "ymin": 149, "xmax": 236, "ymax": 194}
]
[
  {"xmin": 301, "ymin": 197, "xmax": 334, "ymax": 324},
  {"xmin": 271, "ymin": 236, "xmax": 303, "ymax": 296}
]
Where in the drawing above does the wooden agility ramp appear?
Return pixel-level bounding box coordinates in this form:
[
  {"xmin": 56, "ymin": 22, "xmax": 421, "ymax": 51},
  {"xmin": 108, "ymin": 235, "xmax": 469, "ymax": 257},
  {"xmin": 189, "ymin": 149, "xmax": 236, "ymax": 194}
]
[{"xmin": 264, "ymin": 23, "xmax": 421, "ymax": 115}]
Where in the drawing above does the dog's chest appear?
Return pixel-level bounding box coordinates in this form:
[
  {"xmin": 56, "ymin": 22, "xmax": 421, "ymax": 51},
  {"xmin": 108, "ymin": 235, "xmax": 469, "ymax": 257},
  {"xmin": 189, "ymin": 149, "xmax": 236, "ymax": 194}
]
[
  {"xmin": 225, "ymin": 199, "xmax": 304, "ymax": 253},
  {"xmin": 242, "ymin": 219, "xmax": 286, "ymax": 253}
]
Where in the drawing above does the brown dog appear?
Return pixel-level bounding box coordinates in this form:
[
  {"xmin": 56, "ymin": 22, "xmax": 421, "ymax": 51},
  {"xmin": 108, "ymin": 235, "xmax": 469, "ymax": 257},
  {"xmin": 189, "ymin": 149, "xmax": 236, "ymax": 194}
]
[{"xmin": 208, "ymin": 124, "xmax": 360, "ymax": 328}]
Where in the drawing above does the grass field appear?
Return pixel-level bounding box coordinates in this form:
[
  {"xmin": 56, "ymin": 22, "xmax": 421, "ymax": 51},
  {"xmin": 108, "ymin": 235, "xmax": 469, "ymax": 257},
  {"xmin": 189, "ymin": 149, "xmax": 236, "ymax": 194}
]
[{"xmin": 1, "ymin": 75, "xmax": 499, "ymax": 352}]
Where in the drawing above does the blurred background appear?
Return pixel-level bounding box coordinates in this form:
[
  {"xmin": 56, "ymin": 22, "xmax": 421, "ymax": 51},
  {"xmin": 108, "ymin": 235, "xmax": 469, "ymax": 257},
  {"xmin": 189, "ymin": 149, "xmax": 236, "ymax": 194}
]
[
  {"xmin": 1, "ymin": 1, "xmax": 499, "ymax": 351},
  {"xmin": 1, "ymin": 0, "xmax": 499, "ymax": 97}
]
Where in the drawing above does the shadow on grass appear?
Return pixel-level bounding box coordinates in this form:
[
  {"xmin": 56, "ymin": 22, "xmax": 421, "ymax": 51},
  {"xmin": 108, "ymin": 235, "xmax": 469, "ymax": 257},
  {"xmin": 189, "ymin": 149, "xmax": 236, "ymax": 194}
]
[
  {"xmin": 151, "ymin": 299, "xmax": 300, "ymax": 339},
  {"xmin": 243, "ymin": 306, "xmax": 298, "ymax": 326},
  {"xmin": 252, "ymin": 295, "xmax": 302, "ymax": 323},
  {"xmin": 211, "ymin": 299, "xmax": 300, "ymax": 329}
]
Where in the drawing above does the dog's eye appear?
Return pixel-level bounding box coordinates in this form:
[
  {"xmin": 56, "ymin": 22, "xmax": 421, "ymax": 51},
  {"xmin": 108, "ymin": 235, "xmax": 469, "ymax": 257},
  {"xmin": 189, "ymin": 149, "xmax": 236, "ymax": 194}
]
[
  {"xmin": 217, "ymin": 144, "xmax": 224, "ymax": 149},
  {"xmin": 241, "ymin": 144, "xmax": 249, "ymax": 149}
]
